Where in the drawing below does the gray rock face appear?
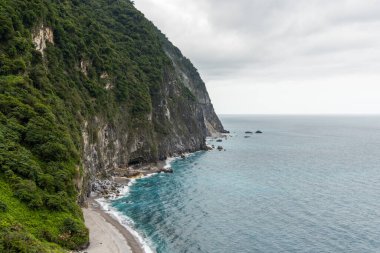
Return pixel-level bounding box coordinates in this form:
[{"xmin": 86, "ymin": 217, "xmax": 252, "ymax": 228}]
[
  {"xmin": 162, "ymin": 38, "xmax": 224, "ymax": 137},
  {"xmin": 79, "ymin": 35, "xmax": 225, "ymax": 203}
]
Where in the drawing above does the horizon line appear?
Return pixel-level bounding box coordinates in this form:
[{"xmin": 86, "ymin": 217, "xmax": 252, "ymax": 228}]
[{"xmin": 218, "ymin": 113, "xmax": 380, "ymax": 116}]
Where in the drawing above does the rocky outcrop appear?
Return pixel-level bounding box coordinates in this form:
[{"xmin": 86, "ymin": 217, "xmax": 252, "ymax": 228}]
[
  {"xmin": 74, "ymin": 5, "xmax": 225, "ymax": 203},
  {"xmin": 80, "ymin": 60, "xmax": 90, "ymax": 76},
  {"xmin": 162, "ymin": 38, "xmax": 225, "ymax": 137},
  {"xmin": 100, "ymin": 72, "xmax": 113, "ymax": 90},
  {"xmin": 79, "ymin": 54, "xmax": 225, "ymax": 202},
  {"xmin": 32, "ymin": 24, "xmax": 54, "ymax": 55}
]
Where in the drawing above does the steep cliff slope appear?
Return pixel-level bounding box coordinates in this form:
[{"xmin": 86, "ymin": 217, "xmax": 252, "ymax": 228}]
[{"xmin": 0, "ymin": 0, "xmax": 223, "ymax": 251}]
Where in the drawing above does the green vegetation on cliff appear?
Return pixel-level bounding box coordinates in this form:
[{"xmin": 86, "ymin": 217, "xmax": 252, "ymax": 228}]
[
  {"xmin": 0, "ymin": 0, "xmax": 223, "ymax": 251},
  {"xmin": 0, "ymin": 0, "xmax": 167, "ymax": 251}
]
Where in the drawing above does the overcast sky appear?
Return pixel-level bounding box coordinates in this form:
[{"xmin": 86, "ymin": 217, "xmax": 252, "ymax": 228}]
[{"xmin": 135, "ymin": 0, "xmax": 380, "ymax": 114}]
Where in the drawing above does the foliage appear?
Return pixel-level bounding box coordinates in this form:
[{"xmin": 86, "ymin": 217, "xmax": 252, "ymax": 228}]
[
  {"xmin": 0, "ymin": 0, "xmax": 198, "ymax": 251},
  {"xmin": 0, "ymin": 180, "xmax": 83, "ymax": 252},
  {"xmin": 0, "ymin": 200, "xmax": 7, "ymax": 212}
]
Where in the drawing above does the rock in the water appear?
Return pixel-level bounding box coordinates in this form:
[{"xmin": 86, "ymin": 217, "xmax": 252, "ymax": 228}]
[
  {"xmin": 159, "ymin": 167, "xmax": 174, "ymax": 173},
  {"xmin": 217, "ymin": 146, "xmax": 223, "ymax": 151},
  {"xmin": 244, "ymin": 136, "xmax": 251, "ymax": 138},
  {"xmin": 216, "ymin": 139, "xmax": 223, "ymax": 142},
  {"xmin": 255, "ymin": 130, "xmax": 263, "ymax": 134},
  {"xmin": 245, "ymin": 131, "xmax": 253, "ymax": 134}
]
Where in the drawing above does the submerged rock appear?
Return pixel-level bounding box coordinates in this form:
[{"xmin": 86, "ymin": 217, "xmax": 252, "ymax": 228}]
[
  {"xmin": 216, "ymin": 139, "xmax": 223, "ymax": 142},
  {"xmin": 255, "ymin": 130, "xmax": 263, "ymax": 134},
  {"xmin": 245, "ymin": 131, "xmax": 253, "ymax": 134},
  {"xmin": 217, "ymin": 146, "xmax": 223, "ymax": 151}
]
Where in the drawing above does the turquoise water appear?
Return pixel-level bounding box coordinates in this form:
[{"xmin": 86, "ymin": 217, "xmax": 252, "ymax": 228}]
[{"xmin": 112, "ymin": 115, "xmax": 380, "ymax": 253}]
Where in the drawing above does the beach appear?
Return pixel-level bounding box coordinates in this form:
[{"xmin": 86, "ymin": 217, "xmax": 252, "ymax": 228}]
[
  {"xmin": 80, "ymin": 159, "xmax": 181, "ymax": 253},
  {"xmin": 82, "ymin": 199, "xmax": 145, "ymax": 253}
]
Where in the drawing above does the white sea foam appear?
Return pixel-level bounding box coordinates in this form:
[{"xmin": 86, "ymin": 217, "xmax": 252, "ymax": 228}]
[
  {"xmin": 142, "ymin": 172, "xmax": 158, "ymax": 178},
  {"xmin": 164, "ymin": 157, "xmax": 176, "ymax": 169},
  {"xmin": 96, "ymin": 196, "xmax": 155, "ymax": 253},
  {"xmin": 93, "ymin": 152, "xmax": 206, "ymax": 252},
  {"xmin": 94, "ymin": 158, "xmax": 178, "ymax": 253}
]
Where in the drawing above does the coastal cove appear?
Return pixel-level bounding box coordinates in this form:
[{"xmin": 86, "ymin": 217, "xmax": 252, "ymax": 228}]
[
  {"xmin": 96, "ymin": 115, "xmax": 380, "ymax": 253},
  {"xmin": 81, "ymin": 160, "xmax": 176, "ymax": 253},
  {"xmin": 2, "ymin": 1, "xmax": 378, "ymax": 252}
]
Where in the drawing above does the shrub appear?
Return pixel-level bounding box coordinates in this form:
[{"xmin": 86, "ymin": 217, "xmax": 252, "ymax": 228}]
[
  {"xmin": 0, "ymin": 227, "xmax": 49, "ymax": 253},
  {"xmin": 0, "ymin": 14, "xmax": 14, "ymax": 41},
  {"xmin": 45, "ymin": 193, "xmax": 66, "ymax": 211},
  {"xmin": 37, "ymin": 142, "xmax": 69, "ymax": 162},
  {"xmin": 59, "ymin": 218, "xmax": 89, "ymax": 250},
  {"xmin": 14, "ymin": 180, "xmax": 43, "ymax": 209},
  {"xmin": 62, "ymin": 218, "xmax": 80, "ymax": 235},
  {"xmin": 0, "ymin": 201, "xmax": 7, "ymax": 212},
  {"xmin": 37, "ymin": 173, "xmax": 55, "ymax": 192}
]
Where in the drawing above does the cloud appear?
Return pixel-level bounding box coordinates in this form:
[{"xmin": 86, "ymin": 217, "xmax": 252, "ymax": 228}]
[{"xmin": 135, "ymin": 0, "xmax": 380, "ymax": 114}]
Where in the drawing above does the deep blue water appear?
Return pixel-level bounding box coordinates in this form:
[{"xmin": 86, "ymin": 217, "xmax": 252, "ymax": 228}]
[{"xmin": 112, "ymin": 115, "xmax": 380, "ymax": 253}]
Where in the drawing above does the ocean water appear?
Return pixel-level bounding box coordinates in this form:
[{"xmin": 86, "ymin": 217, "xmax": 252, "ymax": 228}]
[{"xmin": 111, "ymin": 115, "xmax": 380, "ymax": 253}]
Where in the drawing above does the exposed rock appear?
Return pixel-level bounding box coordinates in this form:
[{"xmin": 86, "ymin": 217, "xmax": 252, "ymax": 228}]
[
  {"xmin": 217, "ymin": 146, "xmax": 223, "ymax": 151},
  {"xmin": 78, "ymin": 13, "xmax": 227, "ymax": 203},
  {"xmin": 80, "ymin": 60, "xmax": 90, "ymax": 76},
  {"xmin": 163, "ymin": 40, "xmax": 225, "ymax": 137},
  {"xmin": 105, "ymin": 83, "xmax": 113, "ymax": 90},
  {"xmin": 159, "ymin": 167, "xmax": 173, "ymax": 173},
  {"xmin": 100, "ymin": 72, "xmax": 109, "ymax": 79},
  {"xmin": 32, "ymin": 24, "xmax": 54, "ymax": 55},
  {"xmin": 91, "ymin": 179, "xmax": 123, "ymax": 198},
  {"xmin": 255, "ymin": 130, "xmax": 263, "ymax": 134},
  {"xmin": 100, "ymin": 72, "xmax": 113, "ymax": 90},
  {"xmin": 125, "ymin": 171, "xmax": 143, "ymax": 178},
  {"xmin": 245, "ymin": 131, "xmax": 253, "ymax": 134},
  {"xmin": 216, "ymin": 139, "xmax": 223, "ymax": 142}
]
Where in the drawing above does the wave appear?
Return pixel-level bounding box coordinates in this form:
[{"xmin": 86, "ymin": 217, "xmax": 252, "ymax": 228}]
[
  {"xmin": 96, "ymin": 197, "xmax": 155, "ymax": 253},
  {"xmin": 95, "ymin": 157, "xmax": 176, "ymax": 253}
]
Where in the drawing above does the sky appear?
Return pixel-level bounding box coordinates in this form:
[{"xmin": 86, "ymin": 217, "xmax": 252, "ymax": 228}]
[{"xmin": 135, "ymin": 0, "xmax": 380, "ymax": 114}]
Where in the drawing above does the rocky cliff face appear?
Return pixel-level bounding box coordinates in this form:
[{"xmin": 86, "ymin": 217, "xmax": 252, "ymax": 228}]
[
  {"xmin": 80, "ymin": 38, "xmax": 224, "ymax": 201},
  {"xmin": 32, "ymin": 24, "xmax": 54, "ymax": 55},
  {"xmin": 74, "ymin": 3, "xmax": 224, "ymax": 202}
]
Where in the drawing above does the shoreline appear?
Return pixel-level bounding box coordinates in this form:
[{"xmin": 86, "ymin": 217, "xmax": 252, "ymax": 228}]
[
  {"xmin": 82, "ymin": 198, "xmax": 145, "ymax": 253},
  {"xmin": 81, "ymin": 160, "xmax": 173, "ymax": 253},
  {"xmin": 81, "ymin": 151, "xmax": 213, "ymax": 253}
]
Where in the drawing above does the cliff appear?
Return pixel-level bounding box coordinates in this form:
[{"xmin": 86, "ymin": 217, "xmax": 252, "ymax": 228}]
[{"xmin": 0, "ymin": 0, "xmax": 223, "ymax": 251}]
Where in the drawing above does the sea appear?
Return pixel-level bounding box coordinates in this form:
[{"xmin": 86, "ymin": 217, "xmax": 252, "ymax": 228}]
[{"xmin": 108, "ymin": 115, "xmax": 380, "ymax": 253}]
